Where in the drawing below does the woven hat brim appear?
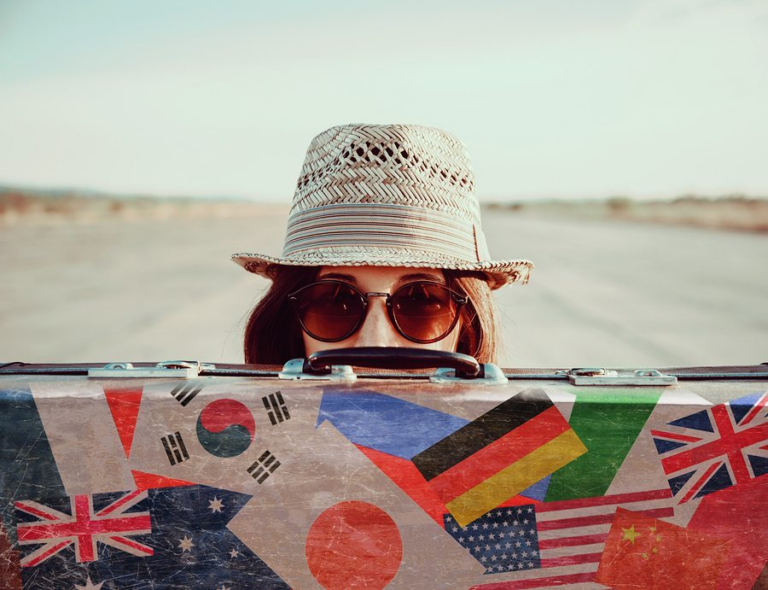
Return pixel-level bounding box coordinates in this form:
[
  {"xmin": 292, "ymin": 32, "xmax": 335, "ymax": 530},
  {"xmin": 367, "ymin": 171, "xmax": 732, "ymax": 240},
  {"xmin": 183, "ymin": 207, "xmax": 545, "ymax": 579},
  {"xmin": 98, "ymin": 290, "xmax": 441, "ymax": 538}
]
[{"xmin": 231, "ymin": 252, "xmax": 533, "ymax": 290}]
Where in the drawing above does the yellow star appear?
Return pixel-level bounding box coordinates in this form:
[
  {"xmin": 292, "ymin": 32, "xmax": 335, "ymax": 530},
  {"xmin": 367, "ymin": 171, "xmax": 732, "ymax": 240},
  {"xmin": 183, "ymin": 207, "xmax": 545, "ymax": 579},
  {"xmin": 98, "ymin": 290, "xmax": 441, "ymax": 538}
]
[
  {"xmin": 649, "ymin": 525, "xmax": 657, "ymax": 534},
  {"xmin": 652, "ymin": 546, "xmax": 658, "ymax": 554},
  {"xmin": 642, "ymin": 552, "xmax": 649, "ymax": 560},
  {"xmin": 655, "ymin": 534, "xmax": 663, "ymax": 542},
  {"xmin": 621, "ymin": 525, "xmax": 640, "ymax": 544}
]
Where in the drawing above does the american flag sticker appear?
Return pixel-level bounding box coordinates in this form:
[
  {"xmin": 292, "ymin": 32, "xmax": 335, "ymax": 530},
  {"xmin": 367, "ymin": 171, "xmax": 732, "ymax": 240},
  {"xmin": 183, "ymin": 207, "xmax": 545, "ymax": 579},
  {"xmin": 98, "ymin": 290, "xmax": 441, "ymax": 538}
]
[
  {"xmin": 169, "ymin": 382, "xmax": 204, "ymax": 407},
  {"xmin": 262, "ymin": 391, "xmax": 290, "ymax": 425},
  {"xmin": 459, "ymin": 489, "xmax": 674, "ymax": 588},
  {"xmin": 444, "ymin": 506, "xmax": 541, "ymax": 575},
  {"xmin": 247, "ymin": 450, "xmax": 281, "ymax": 484},
  {"xmin": 161, "ymin": 432, "xmax": 189, "ymax": 466}
]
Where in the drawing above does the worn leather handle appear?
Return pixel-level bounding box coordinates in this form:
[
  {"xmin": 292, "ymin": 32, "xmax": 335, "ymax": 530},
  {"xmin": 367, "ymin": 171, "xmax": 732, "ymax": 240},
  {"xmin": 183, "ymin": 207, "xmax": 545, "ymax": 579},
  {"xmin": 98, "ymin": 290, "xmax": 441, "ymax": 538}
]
[{"xmin": 304, "ymin": 347, "xmax": 482, "ymax": 378}]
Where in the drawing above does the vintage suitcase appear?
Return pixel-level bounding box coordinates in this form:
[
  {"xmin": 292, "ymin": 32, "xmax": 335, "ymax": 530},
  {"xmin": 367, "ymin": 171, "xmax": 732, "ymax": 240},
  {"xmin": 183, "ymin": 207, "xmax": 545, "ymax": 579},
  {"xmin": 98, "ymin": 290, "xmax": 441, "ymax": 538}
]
[{"xmin": 1, "ymin": 349, "xmax": 766, "ymax": 589}]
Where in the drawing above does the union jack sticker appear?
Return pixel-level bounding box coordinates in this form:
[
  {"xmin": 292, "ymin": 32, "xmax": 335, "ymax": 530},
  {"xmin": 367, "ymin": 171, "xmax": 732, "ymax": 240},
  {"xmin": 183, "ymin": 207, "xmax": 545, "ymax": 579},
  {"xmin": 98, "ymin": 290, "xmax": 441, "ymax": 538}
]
[
  {"xmin": 651, "ymin": 391, "xmax": 768, "ymax": 503},
  {"xmin": 15, "ymin": 489, "xmax": 153, "ymax": 566}
]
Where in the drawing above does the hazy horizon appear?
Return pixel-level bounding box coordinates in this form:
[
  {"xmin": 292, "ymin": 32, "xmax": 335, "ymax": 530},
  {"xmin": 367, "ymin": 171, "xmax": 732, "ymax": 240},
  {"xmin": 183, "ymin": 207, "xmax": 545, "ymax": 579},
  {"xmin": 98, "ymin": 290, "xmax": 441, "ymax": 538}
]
[{"xmin": 3, "ymin": 180, "xmax": 765, "ymax": 205}]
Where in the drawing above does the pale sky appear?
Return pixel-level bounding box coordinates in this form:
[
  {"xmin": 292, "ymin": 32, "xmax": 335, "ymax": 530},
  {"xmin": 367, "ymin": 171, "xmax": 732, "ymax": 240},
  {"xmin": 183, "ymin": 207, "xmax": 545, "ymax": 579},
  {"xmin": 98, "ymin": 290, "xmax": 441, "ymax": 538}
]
[{"xmin": 1, "ymin": 0, "xmax": 766, "ymax": 201}]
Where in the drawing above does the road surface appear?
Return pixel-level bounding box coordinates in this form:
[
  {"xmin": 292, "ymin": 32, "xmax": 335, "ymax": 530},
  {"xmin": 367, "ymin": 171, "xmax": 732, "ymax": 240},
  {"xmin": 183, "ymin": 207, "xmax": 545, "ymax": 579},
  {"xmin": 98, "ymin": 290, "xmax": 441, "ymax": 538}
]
[{"xmin": 1, "ymin": 209, "xmax": 766, "ymax": 368}]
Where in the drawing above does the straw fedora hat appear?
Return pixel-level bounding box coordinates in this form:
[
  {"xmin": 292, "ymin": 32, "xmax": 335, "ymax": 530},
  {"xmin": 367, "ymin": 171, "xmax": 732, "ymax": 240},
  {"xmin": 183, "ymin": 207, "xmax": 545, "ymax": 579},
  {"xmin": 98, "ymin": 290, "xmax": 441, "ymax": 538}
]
[{"xmin": 232, "ymin": 124, "xmax": 533, "ymax": 289}]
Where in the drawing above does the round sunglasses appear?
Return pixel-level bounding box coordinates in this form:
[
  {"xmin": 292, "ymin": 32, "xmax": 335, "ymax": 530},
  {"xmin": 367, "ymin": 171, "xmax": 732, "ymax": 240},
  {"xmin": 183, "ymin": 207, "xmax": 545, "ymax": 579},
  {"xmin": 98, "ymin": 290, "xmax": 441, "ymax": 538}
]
[{"xmin": 287, "ymin": 280, "xmax": 469, "ymax": 344}]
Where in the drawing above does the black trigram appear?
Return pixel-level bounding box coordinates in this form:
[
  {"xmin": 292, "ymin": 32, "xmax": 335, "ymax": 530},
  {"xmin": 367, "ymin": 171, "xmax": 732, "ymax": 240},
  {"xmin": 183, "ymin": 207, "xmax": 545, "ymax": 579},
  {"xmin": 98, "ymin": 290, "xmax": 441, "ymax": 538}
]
[
  {"xmin": 161, "ymin": 432, "xmax": 189, "ymax": 466},
  {"xmin": 262, "ymin": 391, "xmax": 290, "ymax": 425},
  {"xmin": 247, "ymin": 450, "xmax": 280, "ymax": 484},
  {"xmin": 169, "ymin": 381, "xmax": 204, "ymax": 406}
]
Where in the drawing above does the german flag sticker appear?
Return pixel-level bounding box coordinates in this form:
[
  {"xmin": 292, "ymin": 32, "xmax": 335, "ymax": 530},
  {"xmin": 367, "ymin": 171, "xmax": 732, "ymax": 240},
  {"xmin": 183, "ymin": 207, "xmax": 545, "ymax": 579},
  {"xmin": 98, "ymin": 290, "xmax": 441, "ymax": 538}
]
[{"xmin": 412, "ymin": 388, "xmax": 587, "ymax": 527}]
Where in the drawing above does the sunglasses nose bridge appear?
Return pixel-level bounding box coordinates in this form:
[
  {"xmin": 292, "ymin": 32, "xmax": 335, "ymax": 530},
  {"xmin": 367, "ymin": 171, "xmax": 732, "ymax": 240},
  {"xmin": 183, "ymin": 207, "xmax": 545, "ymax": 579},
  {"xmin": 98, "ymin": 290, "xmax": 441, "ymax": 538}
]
[
  {"xmin": 360, "ymin": 292, "xmax": 391, "ymax": 310},
  {"xmin": 358, "ymin": 291, "xmax": 390, "ymax": 307}
]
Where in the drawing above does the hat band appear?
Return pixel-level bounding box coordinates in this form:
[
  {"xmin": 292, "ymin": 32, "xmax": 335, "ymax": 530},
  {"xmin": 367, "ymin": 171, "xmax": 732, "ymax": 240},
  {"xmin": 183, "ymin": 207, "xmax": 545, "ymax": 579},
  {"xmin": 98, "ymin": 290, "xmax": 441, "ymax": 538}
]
[{"xmin": 282, "ymin": 203, "xmax": 487, "ymax": 263}]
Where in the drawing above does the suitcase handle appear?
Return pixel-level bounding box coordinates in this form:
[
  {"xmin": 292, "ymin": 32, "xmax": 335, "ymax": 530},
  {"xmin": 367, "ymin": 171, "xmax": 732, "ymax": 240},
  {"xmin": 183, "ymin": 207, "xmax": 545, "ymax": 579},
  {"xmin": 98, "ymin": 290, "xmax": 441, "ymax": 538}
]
[{"xmin": 303, "ymin": 347, "xmax": 482, "ymax": 378}]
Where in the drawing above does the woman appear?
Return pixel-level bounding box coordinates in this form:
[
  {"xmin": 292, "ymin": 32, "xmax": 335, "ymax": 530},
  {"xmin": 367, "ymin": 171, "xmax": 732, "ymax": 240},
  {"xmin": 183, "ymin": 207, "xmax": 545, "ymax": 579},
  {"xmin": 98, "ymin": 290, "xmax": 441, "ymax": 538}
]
[{"xmin": 232, "ymin": 124, "xmax": 533, "ymax": 364}]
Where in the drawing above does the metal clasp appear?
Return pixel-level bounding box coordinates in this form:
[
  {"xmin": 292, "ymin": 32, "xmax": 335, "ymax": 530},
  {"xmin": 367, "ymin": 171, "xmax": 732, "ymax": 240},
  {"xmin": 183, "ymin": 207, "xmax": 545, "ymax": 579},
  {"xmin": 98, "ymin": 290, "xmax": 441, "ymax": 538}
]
[
  {"xmin": 567, "ymin": 368, "xmax": 677, "ymax": 386},
  {"xmin": 88, "ymin": 360, "xmax": 214, "ymax": 379},
  {"xmin": 430, "ymin": 363, "xmax": 509, "ymax": 385},
  {"xmin": 278, "ymin": 358, "xmax": 358, "ymax": 382}
]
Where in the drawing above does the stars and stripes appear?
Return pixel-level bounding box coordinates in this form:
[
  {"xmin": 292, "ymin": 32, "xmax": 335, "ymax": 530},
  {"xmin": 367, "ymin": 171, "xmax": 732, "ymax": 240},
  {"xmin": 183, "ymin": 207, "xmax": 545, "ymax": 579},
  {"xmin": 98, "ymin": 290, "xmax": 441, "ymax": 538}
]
[
  {"xmin": 651, "ymin": 391, "xmax": 768, "ymax": 503},
  {"xmin": 15, "ymin": 489, "xmax": 152, "ymax": 567},
  {"xmin": 445, "ymin": 506, "xmax": 541, "ymax": 574},
  {"xmin": 468, "ymin": 489, "xmax": 675, "ymax": 589}
]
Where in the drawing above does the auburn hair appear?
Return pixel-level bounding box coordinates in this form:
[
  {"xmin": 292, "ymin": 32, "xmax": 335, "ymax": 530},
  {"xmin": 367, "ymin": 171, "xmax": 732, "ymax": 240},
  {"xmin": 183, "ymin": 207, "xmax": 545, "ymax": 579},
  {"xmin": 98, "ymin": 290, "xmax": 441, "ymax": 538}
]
[{"xmin": 243, "ymin": 266, "xmax": 500, "ymax": 364}]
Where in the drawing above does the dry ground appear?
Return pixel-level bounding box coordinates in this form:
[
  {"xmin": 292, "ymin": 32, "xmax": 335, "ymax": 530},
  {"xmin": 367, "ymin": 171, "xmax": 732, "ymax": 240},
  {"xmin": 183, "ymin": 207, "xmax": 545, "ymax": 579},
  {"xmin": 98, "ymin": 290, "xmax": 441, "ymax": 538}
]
[{"xmin": 1, "ymin": 200, "xmax": 766, "ymax": 368}]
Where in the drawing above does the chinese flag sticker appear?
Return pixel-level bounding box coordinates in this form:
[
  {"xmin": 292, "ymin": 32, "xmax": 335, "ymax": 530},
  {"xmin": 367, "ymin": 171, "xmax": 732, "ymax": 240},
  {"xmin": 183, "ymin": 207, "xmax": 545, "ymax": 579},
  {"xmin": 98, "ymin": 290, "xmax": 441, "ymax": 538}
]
[{"xmin": 595, "ymin": 508, "xmax": 726, "ymax": 590}]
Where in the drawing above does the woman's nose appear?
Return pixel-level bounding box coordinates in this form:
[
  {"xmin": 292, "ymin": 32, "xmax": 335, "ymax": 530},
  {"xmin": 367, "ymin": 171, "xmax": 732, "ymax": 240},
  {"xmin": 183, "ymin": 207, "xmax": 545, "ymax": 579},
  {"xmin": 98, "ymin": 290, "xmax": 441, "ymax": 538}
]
[{"xmin": 353, "ymin": 299, "xmax": 401, "ymax": 347}]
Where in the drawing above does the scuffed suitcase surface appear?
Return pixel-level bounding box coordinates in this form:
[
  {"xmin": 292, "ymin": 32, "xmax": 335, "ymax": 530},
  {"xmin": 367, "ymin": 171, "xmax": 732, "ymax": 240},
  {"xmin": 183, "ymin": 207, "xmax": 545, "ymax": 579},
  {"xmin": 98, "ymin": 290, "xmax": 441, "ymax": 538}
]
[{"xmin": 0, "ymin": 370, "xmax": 766, "ymax": 589}]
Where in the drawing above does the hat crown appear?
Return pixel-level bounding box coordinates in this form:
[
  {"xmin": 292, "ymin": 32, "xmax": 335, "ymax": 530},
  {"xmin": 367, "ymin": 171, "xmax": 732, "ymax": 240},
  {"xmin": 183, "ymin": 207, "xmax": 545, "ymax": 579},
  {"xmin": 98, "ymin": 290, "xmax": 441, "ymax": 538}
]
[
  {"xmin": 291, "ymin": 124, "xmax": 481, "ymax": 222},
  {"xmin": 231, "ymin": 123, "xmax": 533, "ymax": 289}
]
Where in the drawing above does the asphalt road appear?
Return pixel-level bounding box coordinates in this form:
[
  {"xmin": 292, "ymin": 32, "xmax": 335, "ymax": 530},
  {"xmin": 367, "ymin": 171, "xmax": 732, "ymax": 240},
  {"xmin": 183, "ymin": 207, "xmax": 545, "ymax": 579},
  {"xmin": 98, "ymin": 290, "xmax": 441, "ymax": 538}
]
[
  {"xmin": 485, "ymin": 213, "xmax": 768, "ymax": 368},
  {"xmin": 1, "ymin": 210, "xmax": 766, "ymax": 368}
]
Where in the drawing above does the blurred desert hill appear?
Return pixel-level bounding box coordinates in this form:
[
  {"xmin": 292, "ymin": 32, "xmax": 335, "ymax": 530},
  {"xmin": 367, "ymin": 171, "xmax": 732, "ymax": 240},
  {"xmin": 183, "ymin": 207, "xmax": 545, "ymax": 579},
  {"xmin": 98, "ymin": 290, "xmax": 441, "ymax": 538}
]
[
  {"xmin": 0, "ymin": 186, "xmax": 290, "ymax": 225},
  {"xmin": 1, "ymin": 185, "xmax": 767, "ymax": 232},
  {"xmin": 486, "ymin": 195, "xmax": 768, "ymax": 233}
]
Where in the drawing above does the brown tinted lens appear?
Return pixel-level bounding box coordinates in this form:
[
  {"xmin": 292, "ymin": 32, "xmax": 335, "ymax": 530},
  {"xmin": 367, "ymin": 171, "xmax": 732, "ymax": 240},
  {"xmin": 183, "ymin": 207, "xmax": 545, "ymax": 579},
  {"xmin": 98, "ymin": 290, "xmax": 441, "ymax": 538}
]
[
  {"xmin": 296, "ymin": 282, "xmax": 364, "ymax": 341},
  {"xmin": 391, "ymin": 283, "xmax": 457, "ymax": 342}
]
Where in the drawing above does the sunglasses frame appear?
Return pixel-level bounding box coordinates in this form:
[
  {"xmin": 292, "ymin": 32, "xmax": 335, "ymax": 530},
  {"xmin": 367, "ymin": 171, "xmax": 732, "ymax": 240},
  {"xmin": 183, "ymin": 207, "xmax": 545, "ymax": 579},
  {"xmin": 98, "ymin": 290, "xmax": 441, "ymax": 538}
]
[{"xmin": 287, "ymin": 279, "xmax": 469, "ymax": 344}]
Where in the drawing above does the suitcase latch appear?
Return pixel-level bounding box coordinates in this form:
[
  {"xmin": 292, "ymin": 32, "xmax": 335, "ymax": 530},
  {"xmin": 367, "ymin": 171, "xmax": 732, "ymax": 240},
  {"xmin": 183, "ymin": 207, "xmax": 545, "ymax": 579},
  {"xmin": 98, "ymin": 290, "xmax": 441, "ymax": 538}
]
[
  {"xmin": 567, "ymin": 368, "xmax": 677, "ymax": 386},
  {"xmin": 88, "ymin": 360, "xmax": 214, "ymax": 379}
]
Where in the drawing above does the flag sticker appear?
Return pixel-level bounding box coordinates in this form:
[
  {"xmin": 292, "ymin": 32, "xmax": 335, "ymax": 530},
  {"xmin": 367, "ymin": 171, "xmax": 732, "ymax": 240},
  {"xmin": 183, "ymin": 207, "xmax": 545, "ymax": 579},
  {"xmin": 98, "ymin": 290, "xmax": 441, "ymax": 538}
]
[
  {"xmin": 247, "ymin": 450, "xmax": 280, "ymax": 484},
  {"xmin": 454, "ymin": 489, "xmax": 674, "ymax": 588},
  {"xmin": 316, "ymin": 389, "xmax": 469, "ymax": 460},
  {"xmin": 444, "ymin": 507, "xmax": 541, "ymax": 575},
  {"xmin": 161, "ymin": 432, "xmax": 190, "ymax": 466},
  {"xmin": 196, "ymin": 399, "xmax": 255, "ymax": 458},
  {"xmin": 14, "ymin": 486, "xmax": 288, "ymax": 588},
  {"xmin": 262, "ymin": 391, "xmax": 290, "ymax": 425},
  {"xmin": 15, "ymin": 489, "xmax": 152, "ymax": 566},
  {"xmin": 169, "ymin": 382, "xmax": 204, "ymax": 407},
  {"xmin": 306, "ymin": 501, "xmax": 403, "ymax": 589},
  {"xmin": 545, "ymin": 389, "xmax": 662, "ymax": 502},
  {"xmin": 412, "ymin": 389, "xmax": 587, "ymax": 526},
  {"xmin": 595, "ymin": 508, "xmax": 725, "ymax": 589},
  {"xmin": 651, "ymin": 391, "xmax": 768, "ymax": 502}
]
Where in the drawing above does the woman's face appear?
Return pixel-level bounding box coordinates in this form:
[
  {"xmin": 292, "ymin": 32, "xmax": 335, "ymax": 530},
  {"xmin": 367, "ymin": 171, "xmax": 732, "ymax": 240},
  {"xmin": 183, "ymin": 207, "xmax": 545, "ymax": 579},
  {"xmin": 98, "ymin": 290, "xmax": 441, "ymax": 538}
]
[{"xmin": 301, "ymin": 266, "xmax": 462, "ymax": 356}]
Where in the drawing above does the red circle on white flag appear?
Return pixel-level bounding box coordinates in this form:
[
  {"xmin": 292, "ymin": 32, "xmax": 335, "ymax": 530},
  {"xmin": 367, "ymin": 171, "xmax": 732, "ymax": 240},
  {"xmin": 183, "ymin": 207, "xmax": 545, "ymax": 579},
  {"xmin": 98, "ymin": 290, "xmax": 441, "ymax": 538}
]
[{"xmin": 305, "ymin": 501, "xmax": 403, "ymax": 589}]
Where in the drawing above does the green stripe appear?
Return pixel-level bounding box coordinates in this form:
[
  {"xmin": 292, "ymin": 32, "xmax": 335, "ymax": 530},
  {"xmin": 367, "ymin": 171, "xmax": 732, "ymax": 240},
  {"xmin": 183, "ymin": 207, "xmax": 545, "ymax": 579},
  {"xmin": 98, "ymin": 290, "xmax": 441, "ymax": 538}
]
[{"xmin": 545, "ymin": 388, "xmax": 663, "ymax": 501}]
